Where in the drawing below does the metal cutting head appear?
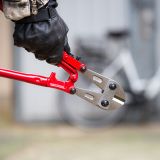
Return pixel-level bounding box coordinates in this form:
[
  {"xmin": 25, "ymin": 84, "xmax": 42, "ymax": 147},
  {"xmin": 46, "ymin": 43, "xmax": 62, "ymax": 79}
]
[{"xmin": 75, "ymin": 69, "xmax": 125, "ymax": 110}]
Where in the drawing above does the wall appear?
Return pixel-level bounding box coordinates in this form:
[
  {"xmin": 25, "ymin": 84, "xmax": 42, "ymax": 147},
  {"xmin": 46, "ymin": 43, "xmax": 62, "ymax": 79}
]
[{"xmin": 0, "ymin": 12, "xmax": 13, "ymax": 121}]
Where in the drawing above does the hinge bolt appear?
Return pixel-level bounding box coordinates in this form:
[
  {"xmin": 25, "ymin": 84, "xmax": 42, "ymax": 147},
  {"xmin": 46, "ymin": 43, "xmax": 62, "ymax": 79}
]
[
  {"xmin": 70, "ymin": 88, "xmax": 76, "ymax": 94},
  {"xmin": 101, "ymin": 100, "xmax": 109, "ymax": 107},
  {"xmin": 80, "ymin": 66, "xmax": 87, "ymax": 73},
  {"xmin": 109, "ymin": 83, "xmax": 117, "ymax": 90}
]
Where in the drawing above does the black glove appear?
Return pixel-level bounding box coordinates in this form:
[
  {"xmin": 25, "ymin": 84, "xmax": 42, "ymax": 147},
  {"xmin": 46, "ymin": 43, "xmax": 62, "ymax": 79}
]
[{"xmin": 13, "ymin": 7, "xmax": 70, "ymax": 65}]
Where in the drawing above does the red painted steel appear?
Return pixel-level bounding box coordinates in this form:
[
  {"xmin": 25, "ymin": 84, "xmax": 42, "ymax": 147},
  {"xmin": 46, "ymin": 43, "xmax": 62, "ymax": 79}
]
[
  {"xmin": 0, "ymin": 52, "xmax": 86, "ymax": 94},
  {"xmin": 62, "ymin": 52, "xmax": 86, "ymax": 71}
]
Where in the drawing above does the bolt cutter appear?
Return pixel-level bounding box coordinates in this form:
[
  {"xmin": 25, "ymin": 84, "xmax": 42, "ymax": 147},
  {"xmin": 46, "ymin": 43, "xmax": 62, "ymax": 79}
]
[{"xmin": 0, "ymin": 52, "xmax": 125, "ymax": 110}]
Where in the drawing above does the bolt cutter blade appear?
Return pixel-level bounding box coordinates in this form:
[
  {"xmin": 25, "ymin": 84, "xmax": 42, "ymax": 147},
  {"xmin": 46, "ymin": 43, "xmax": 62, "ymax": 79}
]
[
  {"xmin": 75, "ymin": 69, "xmax": 125, "ymax": 110},
  {"xmin": 83, "ymin": 69, "xmax": 110, "ymax": 90},
  {"xmin": 75, "ymin": 88, "xmax": 102, "ymax": 106}
]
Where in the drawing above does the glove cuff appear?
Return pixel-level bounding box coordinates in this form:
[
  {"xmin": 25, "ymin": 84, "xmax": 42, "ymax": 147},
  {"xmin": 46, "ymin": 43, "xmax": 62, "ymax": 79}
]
[{"xmin": 15, "ymin": 7, "xmax": 57, "ymax": 24}]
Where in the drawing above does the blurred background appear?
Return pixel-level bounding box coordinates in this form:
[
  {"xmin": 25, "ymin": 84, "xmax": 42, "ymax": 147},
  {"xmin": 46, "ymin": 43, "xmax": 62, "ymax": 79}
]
[{"xmin": 1, "ymin": 0, "xmax": 160, "ymax": 159}]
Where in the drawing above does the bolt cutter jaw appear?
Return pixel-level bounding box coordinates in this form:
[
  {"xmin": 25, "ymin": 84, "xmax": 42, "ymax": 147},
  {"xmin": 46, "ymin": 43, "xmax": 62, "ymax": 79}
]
[
  {"xmin": 75, "ymin": 69, "xmax": 125, "ymax": 110},
  {"xmin": 0, "ymin": 51, "xmax": 125, "ymax": 110}
]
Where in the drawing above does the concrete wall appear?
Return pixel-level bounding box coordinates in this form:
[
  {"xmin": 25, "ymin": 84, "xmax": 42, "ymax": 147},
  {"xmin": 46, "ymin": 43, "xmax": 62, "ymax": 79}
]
[{"xmin": 129, "ymin": 0, "xmax": 157, "ymax": 78}]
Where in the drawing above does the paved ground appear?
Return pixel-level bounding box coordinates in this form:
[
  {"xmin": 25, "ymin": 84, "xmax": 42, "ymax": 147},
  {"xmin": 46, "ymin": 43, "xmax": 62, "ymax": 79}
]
[{"xmin": 0, "ymin": 124, "xmax": 160, "ymax": 160}]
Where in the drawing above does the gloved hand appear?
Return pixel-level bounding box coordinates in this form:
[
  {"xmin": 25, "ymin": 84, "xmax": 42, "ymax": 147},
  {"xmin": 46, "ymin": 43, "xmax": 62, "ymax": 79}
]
[{"xmin": 13, "ymin": 8, "xmax": 70, "ymax": 65}]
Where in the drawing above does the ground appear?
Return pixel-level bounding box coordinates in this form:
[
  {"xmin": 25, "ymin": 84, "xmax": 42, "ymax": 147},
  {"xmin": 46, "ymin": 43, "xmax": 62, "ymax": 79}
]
[{"xmin": 0, "ymin": 124, "xmax": 160, "ymax": 160}]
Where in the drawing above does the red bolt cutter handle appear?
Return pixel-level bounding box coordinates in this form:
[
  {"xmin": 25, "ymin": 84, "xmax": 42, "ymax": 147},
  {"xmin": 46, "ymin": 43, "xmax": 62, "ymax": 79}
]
[
  {"xmin": 0, "ymin": 52, "xmax": 86, "ymax": 94},
  {"xmin": 0, "ymin": 51, "xmax": 126, "ymax": 110}
]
